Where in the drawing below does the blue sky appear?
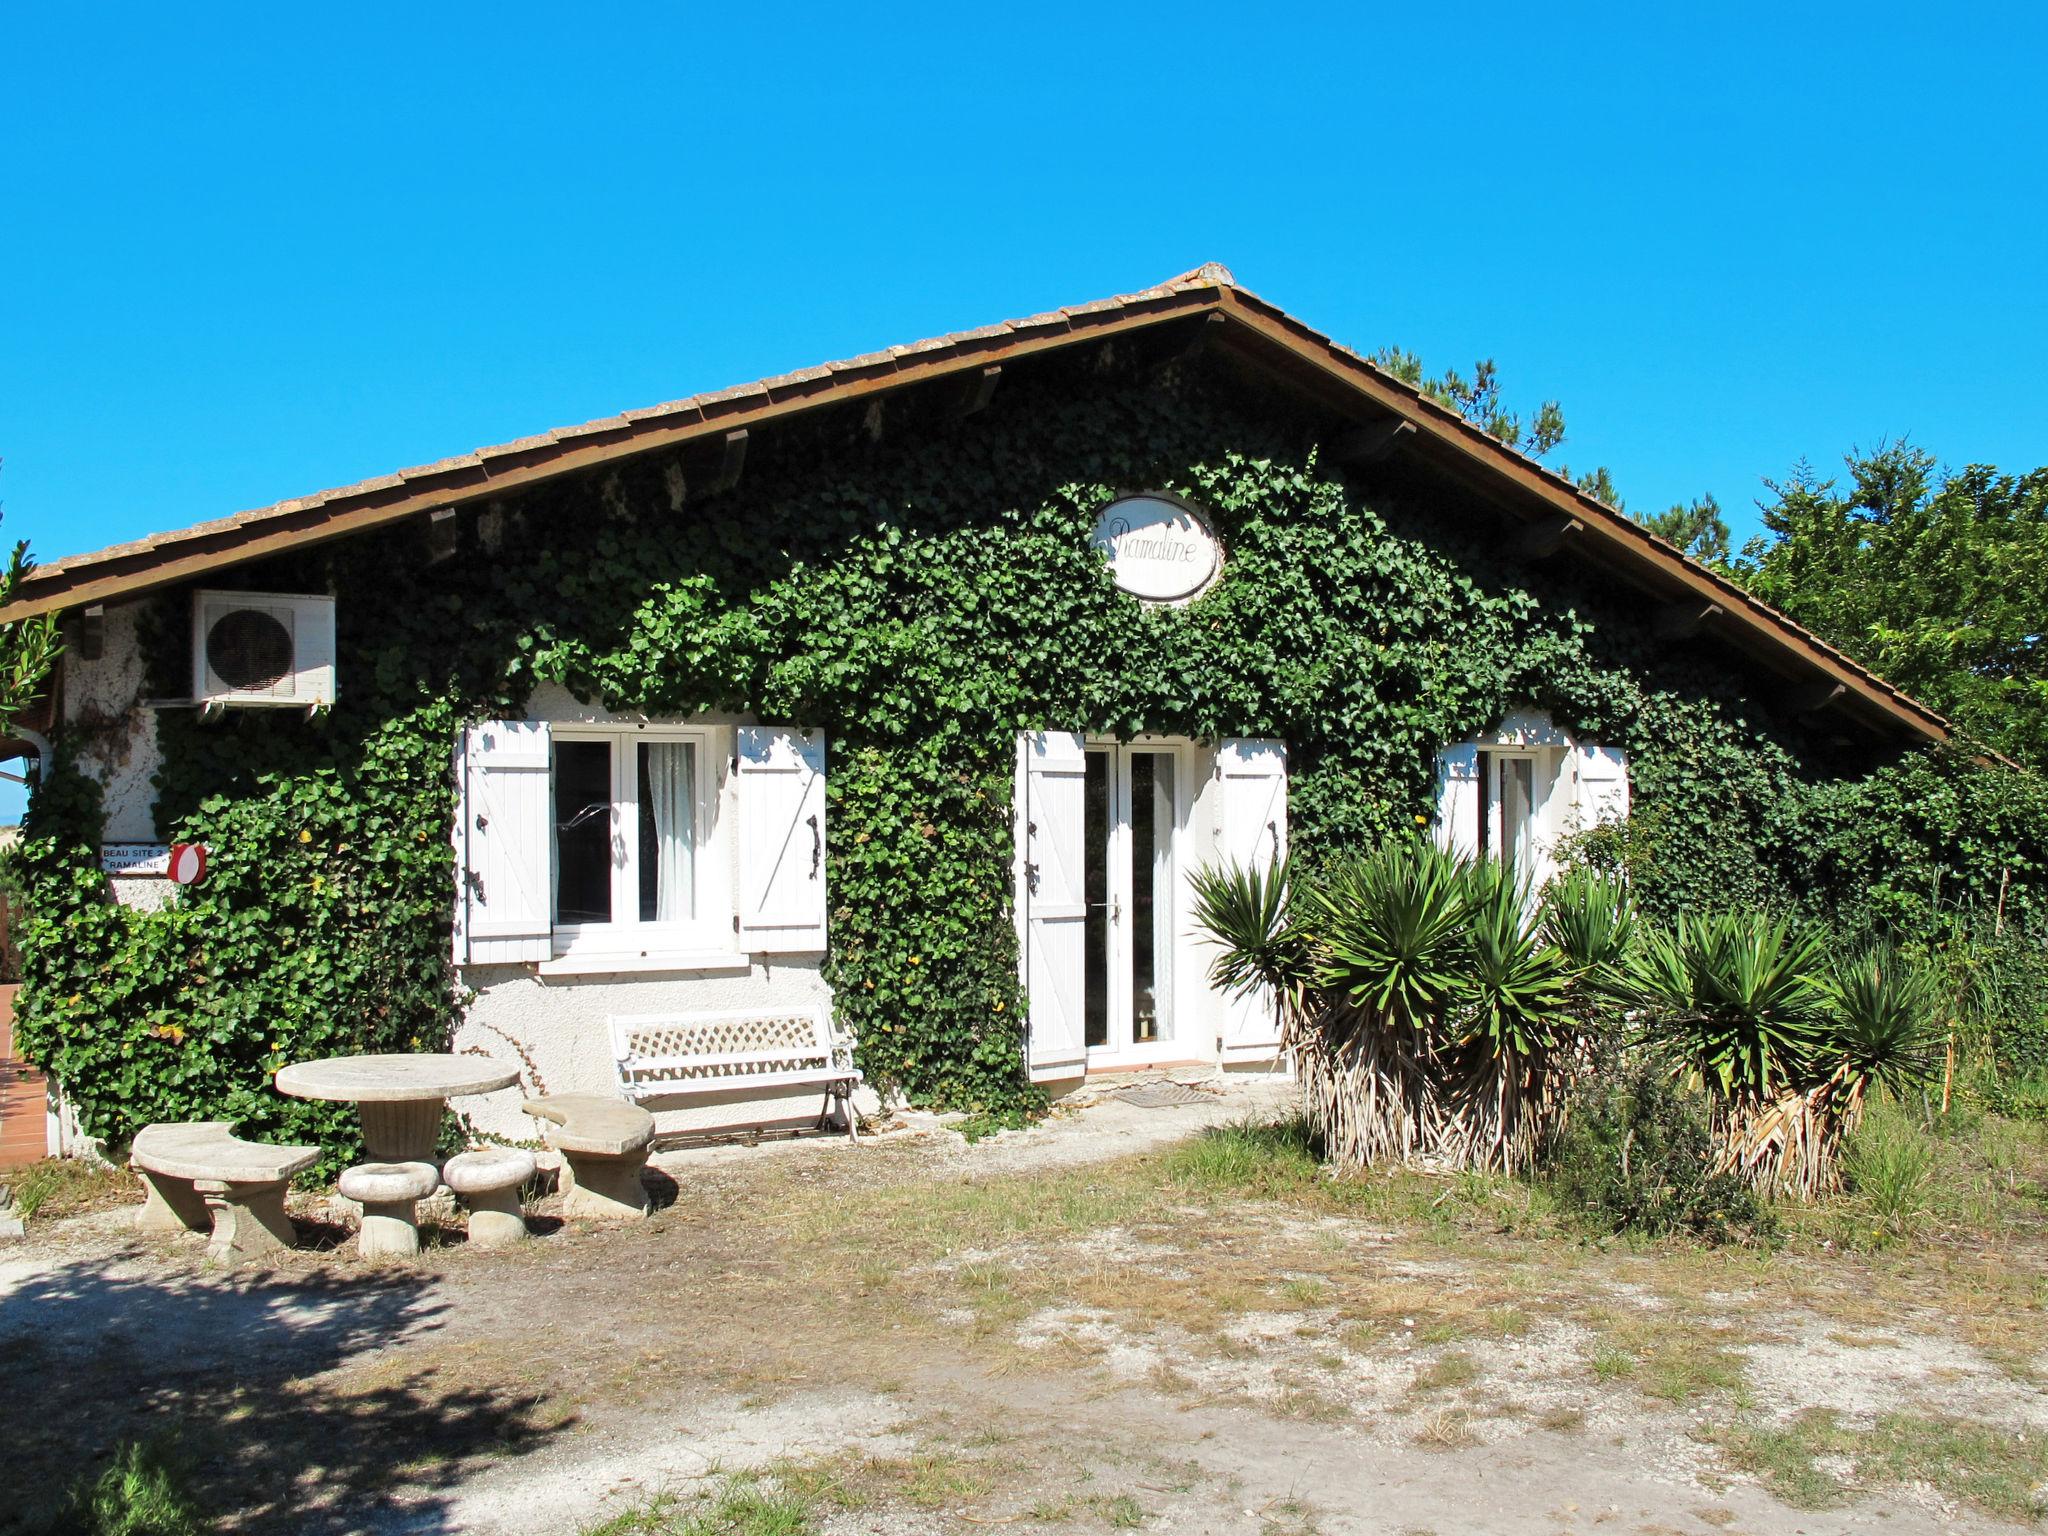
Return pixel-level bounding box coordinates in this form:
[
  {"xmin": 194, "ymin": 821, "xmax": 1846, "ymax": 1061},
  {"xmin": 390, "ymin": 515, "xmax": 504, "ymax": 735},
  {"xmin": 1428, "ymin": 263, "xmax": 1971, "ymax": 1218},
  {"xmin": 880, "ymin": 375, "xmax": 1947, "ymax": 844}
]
[{"xmin": 3, "ymin": 4, "xmax": 2042, "ymax": 573}]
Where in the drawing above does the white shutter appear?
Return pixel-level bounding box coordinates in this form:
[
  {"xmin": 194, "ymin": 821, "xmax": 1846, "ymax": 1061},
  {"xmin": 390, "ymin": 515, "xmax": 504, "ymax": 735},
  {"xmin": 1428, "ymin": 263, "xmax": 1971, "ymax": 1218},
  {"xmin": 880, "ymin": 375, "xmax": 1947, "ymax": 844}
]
[
  {"xmin": 1434, "ymin": 744, "xmax": 1481, "ymax": 859},
  {"xmin": 1572, "ymin": 743, "xmax": 1631, "ymax": 828},
  {"xmin": 1020, "ymin": 732, "xmax": 1088, "ymax": 1082},
  {"xmin": 455, "ymin": 721, "xmax": 553, "ymax": 965},
  {"xmin": 1216, "ymin": 738, "xmax": 1288, "ymax": 1062},
  {"xmin": 736, "ymin": 727, "xmax": 828, "ymax": 954}
]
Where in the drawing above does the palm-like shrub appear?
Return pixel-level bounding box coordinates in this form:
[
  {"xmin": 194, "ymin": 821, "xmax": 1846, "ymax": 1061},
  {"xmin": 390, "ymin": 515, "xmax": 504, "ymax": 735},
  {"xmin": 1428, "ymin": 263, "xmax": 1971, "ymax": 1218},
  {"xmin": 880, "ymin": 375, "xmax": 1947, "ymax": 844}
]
[
  {"xmin": 1188, "ymin": 855, "xmax": 1316, "ymax": 1023},
  {"xmin": 1444, "ymin": 862, "xmax": 1582, "ymax": 1172},
  {"xmin": 1825, "ymin": 945, "xmax": 1945, "ymax": 1109},
  {"xmin": 1616, "ymin": 913, "xmax": 1946, "ymax": 1198},
  {"xmin": 1618, "ymin": 912, "xmax": 1830, "ymax": 1106},
  {"xmin": 1193, "ymin": 835, "xmax": 1603, "ymax": 1173},
  {"xmin": 1543, "ymin": 866, "xmax": 1634, "ymax": 981},
  {"xmin": 1312, "ymin": 839, "xmax": 1469, "ymax": 1028}
]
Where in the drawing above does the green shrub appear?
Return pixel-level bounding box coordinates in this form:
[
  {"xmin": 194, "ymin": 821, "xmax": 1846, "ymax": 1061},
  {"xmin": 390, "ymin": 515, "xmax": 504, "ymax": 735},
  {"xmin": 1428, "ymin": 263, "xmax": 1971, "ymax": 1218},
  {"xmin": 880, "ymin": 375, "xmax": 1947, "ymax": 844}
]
[{"xmin": 1548, "ymin": 1051, "xmax": 1774, "ymax": 1243}]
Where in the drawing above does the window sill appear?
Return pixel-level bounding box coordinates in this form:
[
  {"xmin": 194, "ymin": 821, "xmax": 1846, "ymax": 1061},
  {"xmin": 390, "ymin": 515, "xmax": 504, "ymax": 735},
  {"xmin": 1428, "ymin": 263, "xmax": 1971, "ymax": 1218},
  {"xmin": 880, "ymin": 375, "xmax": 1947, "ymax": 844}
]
[{"xmin": 538, "ymin": 949, "xmax": 754, "ymax": 978}]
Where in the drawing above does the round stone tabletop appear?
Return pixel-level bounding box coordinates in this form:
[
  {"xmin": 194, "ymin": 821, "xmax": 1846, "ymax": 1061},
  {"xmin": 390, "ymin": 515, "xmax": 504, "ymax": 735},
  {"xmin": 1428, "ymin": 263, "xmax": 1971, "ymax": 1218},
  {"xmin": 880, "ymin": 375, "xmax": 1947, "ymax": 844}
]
[{"xmin": 274, "ymin": 1053, "xmax": 519, "ymax": 1104}]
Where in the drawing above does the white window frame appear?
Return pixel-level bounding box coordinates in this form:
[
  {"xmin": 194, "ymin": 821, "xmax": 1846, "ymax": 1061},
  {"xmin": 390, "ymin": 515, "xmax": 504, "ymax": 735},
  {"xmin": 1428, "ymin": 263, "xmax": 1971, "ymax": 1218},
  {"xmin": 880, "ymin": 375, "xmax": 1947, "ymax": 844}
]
[{"xmin": 549, "ymin": 723, "xmax": 724, "ymax": 963}]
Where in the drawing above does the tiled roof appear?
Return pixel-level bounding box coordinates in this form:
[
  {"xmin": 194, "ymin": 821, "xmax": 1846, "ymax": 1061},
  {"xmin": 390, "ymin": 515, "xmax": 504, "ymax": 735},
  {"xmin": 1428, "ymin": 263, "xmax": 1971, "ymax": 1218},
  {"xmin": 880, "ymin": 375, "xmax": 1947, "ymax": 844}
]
[{"xmin": 7, "ymin": 264, "xmax": 1955, "ymax": 748}]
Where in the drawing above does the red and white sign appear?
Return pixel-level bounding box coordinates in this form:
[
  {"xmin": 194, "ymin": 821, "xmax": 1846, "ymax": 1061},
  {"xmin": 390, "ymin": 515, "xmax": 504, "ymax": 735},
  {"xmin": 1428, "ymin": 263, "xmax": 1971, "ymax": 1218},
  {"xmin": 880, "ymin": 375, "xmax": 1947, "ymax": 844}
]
[{"xmin": 167, "ymin": 843, "xmax": 208, "ymax": 885}]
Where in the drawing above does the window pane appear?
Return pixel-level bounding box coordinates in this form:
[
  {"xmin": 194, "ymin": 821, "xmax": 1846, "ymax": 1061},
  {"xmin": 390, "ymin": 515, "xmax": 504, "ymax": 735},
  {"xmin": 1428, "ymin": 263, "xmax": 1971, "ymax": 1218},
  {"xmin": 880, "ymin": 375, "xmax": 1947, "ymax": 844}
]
[
  {"xmin": 638, "ymin": 741, "xmax": 696, "ymax": 923},
  {"xmin": 1502, "ymin": 757, "xmax": 1535, "ymax": 872},
  {"xmin": 1083, "ymin": 749, "xmax": 1110, "ymax": 1049},
  {"xmin": 554, "ymin": 740, "xmax": 613, "ymax": 925},
  {"xmin": 1131, "ymin": 752, "xmax": 1174, "ymax": 1044}
]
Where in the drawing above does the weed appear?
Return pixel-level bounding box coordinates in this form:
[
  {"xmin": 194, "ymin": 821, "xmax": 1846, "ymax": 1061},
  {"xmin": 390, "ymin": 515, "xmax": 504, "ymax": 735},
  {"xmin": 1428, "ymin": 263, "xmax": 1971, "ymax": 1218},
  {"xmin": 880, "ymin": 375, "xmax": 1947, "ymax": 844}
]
[
  {"xmin": 1590, "ymin": 1349, "xmax": 1635, "ymax": 1381},
  {"xmin": 1279, "ymin": 1276, "xmax": 1329, "ymax": 1306},
  {"xmin": 10, "ymin": 1158, "xmax": 130, "ymax": 1222},
  {"xmin": 1098, "ymin": 1492, "xmax": 1147, "ymax": 1528},
  {"xmin": 47, "ymin": 1440, "xmax": 204, "ymax": 1536},
  {"xmin": 1413, "ymin": 1409, "xmax": 1475, "ymax": 1448}
]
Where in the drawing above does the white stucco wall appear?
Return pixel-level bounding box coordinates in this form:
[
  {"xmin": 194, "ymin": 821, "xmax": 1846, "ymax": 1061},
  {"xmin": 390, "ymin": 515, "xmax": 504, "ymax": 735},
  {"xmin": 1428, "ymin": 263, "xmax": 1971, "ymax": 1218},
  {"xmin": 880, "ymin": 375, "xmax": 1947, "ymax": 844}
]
[{"xmin": 62, "ymin": 598, "xmax": 164, "ymax": 844}]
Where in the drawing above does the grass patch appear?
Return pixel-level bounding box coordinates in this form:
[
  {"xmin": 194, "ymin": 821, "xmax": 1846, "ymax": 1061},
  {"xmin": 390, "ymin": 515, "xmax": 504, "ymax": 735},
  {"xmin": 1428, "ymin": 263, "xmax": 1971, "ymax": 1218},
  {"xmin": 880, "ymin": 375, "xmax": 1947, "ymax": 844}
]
[
  {"xmin": 779, "ymin": 1449, "xmax": 992, "ymax": 1512},
  {"xmin": 1591, "ymin": 1316, "xmax": 1746, "ymax": 1404},
  {"xmin": 1709, "ymin": 1408, "xmax": 2048, "ymax": 1521},
  {"xmin": 1837, "ymin": 1104, "xmax": 1939, "ymax": 1247},
  {"xmin": 10, "ymin": 1158, "xmax": 133, "ymax": 1221},
  {"xmin": 1096, "ymin": 1491, "xmax": 1147, "ymax": 1527},
  {"xmin": 1158, "ymin": 1117, "xmax": 1324, "ymax": 1196},
  {"xmin": 580, "ymin": 1473, "xmax": 814, "ymax": 1536},
  {"xmin": 1409, "ymin": 1352, "xmax": 1478, "ymax": 1394}
]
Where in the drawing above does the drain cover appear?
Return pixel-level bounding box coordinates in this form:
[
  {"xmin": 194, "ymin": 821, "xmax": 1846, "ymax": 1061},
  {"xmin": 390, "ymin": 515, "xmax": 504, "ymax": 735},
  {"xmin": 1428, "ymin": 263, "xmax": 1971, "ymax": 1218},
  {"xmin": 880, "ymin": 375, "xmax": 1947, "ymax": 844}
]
[{"xmin": 1115, "ymin": 1082, "xmax": 1213, "ymax": 1108}]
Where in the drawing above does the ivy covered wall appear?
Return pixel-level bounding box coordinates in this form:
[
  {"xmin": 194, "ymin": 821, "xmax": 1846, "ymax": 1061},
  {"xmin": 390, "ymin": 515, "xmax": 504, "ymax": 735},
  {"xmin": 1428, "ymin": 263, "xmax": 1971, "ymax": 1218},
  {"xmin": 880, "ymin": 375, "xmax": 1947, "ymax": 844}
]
[{"xmin": 16, "ymin": 346, "xmax": 2048, "ymax": 1153}]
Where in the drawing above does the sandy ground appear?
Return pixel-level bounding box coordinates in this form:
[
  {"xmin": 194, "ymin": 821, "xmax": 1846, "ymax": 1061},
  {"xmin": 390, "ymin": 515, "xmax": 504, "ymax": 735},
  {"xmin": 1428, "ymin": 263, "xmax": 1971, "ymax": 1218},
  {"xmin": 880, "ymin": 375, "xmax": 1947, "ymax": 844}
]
[{"xmin": 3, "ymin": 1074, "xmax": 2043, "ymax": 1536}]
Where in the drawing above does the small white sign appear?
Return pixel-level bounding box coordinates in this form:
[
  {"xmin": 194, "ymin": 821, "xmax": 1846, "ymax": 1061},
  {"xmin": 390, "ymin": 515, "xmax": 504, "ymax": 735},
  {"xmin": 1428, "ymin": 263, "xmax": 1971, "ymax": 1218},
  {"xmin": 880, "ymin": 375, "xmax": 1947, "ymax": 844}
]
[
  {"xmin": 1089, "ymin": 495, "xmax": 1222, "ymax": 603},
  {"xmin": 102, "ymin": 843, "xmax": 171, "ymax": 877}
]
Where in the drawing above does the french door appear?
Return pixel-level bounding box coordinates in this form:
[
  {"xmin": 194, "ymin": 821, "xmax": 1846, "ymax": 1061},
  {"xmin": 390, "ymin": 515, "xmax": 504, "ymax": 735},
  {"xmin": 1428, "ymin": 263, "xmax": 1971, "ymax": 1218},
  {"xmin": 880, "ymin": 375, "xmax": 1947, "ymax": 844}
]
[{"xmin": 1080, "ymin": 742, "xmax": 1185, "ymax": 1063}]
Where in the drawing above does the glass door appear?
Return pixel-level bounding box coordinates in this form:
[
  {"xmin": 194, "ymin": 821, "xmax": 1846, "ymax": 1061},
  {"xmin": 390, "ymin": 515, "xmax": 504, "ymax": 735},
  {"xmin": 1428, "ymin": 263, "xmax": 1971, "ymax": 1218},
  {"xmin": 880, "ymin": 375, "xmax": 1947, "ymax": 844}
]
[{"xmin": 1081, "ymin": 743, "xmax": 1182, "ymax": 1062}]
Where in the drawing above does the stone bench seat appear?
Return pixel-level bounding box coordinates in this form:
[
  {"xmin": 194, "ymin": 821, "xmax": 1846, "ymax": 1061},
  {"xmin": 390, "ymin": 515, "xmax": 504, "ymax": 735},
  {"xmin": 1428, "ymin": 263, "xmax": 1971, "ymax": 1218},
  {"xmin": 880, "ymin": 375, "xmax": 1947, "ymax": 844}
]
[
  {"xmin": 522, "ymin": 1094, "xmax": 655, "ymax": 1221},
  {"xmin": 131, "ymin": 1121, "xmax": 320, "ymax": 1263}
]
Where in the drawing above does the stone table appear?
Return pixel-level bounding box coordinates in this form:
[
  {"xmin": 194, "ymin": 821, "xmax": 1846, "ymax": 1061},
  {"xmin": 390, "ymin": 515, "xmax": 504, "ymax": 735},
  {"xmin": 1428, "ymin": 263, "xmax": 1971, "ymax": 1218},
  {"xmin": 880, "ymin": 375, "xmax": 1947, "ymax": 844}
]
[{"xmin": 274, "ymin": 1054, "xmax": 519, "ymax": 1164}]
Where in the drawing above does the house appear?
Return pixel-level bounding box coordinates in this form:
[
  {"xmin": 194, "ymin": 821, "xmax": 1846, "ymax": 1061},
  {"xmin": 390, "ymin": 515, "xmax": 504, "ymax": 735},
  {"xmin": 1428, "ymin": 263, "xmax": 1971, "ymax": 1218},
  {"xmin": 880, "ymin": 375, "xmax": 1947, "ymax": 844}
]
[{"xmin": 0, "ymin": 265, "xmax": 1955, "ymax": 1150}]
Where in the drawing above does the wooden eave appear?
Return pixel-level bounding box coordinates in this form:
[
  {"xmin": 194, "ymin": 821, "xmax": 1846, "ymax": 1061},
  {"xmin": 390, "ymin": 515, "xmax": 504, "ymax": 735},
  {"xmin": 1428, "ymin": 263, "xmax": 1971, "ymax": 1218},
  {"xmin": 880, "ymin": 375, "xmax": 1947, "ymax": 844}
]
[{"xmin": 4, "ymin": 268, "xmax": 1955, "ymax": 750}]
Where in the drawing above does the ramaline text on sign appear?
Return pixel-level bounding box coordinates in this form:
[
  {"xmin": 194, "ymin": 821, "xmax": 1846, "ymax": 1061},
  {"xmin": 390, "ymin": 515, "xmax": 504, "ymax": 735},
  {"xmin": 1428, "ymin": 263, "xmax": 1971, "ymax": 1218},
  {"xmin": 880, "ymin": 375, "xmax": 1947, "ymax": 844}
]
[{"xmin": 1088, "ymin": 494, "xmax": 1223, "ymax": 603}]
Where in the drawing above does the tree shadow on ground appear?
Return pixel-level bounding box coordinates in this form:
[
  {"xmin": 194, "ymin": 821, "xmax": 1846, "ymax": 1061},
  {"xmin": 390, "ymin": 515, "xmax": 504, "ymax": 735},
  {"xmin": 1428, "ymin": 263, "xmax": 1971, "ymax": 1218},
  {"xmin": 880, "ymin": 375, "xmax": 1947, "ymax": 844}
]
[{"xmin": 0, "ymin": 1241, "xmax": 568, "ymax": 1534}]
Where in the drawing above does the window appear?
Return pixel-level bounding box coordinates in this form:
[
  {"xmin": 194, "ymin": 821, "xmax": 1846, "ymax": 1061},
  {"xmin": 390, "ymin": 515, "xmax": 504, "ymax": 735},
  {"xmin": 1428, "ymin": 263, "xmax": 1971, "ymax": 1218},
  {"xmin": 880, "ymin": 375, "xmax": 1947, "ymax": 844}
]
[
  {"xmin": 1476, "ymin": 749, "xmax": 1544, "ymax": 873},
  {"xmin": 550, "ymin": 727, "xmax": 713, "ymax": 953}
]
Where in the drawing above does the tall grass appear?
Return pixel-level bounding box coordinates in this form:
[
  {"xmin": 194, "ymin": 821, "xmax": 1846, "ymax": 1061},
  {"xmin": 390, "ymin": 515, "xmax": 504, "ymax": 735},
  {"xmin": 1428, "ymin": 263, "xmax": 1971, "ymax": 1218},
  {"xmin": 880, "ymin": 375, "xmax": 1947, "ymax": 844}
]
[
  {"xmin": 1838, "ymin": 1102, "xmax": 1939, "ymax": 1245},
  {"xmin": 1160, "ymin": 1116, "xmax": 1323, "ymax": 1195}
]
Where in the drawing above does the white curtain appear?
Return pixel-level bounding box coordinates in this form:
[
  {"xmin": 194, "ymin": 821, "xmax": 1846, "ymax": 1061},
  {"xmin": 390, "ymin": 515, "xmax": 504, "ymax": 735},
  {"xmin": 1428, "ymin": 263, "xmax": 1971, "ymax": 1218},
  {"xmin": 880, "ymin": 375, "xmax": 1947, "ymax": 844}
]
[{"xmin": 644, "ymin": 742, "xmax": 695, "ymax": 921}]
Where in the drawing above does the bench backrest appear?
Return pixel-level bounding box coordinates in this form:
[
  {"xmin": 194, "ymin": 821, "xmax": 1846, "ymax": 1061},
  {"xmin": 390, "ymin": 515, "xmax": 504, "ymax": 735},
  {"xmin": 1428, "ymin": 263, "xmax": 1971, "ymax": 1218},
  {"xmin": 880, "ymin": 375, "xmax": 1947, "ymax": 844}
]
[{"xmin": 608, "ymin": 1005, "xmax": 849, "ymax": 1099}]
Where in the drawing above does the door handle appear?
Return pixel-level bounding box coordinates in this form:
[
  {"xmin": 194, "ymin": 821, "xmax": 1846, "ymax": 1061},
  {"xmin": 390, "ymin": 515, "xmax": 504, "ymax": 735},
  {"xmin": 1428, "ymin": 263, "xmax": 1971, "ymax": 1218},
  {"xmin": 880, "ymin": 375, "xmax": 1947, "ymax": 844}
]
[{"xmin": 808, "ymin": 814, "xmax": 821, "ymax": 879}]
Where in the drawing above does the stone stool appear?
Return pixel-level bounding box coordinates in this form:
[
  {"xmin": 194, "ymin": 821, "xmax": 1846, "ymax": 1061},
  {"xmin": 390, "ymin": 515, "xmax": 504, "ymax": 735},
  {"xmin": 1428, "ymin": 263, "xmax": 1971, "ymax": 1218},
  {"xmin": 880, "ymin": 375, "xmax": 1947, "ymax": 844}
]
[
  {"xmin": 443, "ymin": 1147, "xmax": 535, "ymax": 1249},
  {"xmin": 338, "ymin": 1160, "xmax": 440, "ymax": 1260}
]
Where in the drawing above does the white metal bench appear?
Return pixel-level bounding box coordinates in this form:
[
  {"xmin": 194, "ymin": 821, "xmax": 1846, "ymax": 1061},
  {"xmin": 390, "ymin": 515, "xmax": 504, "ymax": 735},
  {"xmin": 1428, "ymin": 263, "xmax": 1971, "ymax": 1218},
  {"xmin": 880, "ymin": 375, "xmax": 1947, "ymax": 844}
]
[{"xmin": 608, "ymin": 1005, "xmax": 862, "ymax": 1141}]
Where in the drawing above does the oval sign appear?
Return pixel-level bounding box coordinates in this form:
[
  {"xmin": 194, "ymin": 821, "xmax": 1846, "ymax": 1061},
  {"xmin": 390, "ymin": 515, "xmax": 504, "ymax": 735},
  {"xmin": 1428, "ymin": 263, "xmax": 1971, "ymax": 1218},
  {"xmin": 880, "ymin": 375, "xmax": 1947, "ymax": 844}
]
[
  {"xmin": 1088, "ymin": 495, "xmax": 1222, "ymax": 603},
  {"xmin": 167, "ymin": 842, "xmax": 208, "ymax": 886}
]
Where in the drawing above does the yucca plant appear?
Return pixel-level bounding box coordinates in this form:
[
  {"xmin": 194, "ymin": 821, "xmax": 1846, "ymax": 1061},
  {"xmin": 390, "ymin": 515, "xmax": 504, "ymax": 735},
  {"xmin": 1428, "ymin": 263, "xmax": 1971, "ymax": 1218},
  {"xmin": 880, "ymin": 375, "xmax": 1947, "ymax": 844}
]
[
  {"xmin": 1443, "ymin": 860, "xmax": 1583, "ymax": 1173},
  {"xmin": 1620, "ymin": 912, "xmax": 1830, "ymax": 1104},
  {"xmin": 1824, "ymin": 945, "xmax": 1945, "ymax": 1110},
  {"xmin": 1620, "ymin": 911, "xmax": 1836, "ymax": 1195},
  {"xmin": 1272, "ymin": 836, "xmax": 1477, "ymax": 1169},
  {"xmin": 1189, "ymin": 855, "xmax": 1317, "ymax": 1032},
  {"xmin": 1312, "ymin": 836, "xmax": 1471, "ymax": 1029},
  {"xmin": 1543, "ymin": 867, "xmax": 1635, "ymax": 982},
  {"xmin": 1457, "ymin": 862, "xmax": 1578, "ymax": 1060}
]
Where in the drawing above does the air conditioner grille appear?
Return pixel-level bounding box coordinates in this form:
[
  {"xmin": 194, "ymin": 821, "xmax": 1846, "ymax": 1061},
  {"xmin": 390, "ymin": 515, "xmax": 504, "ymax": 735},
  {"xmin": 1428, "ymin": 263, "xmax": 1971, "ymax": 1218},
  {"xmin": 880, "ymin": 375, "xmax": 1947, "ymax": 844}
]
[{"xmin": 206, "ymin": 607, "xmax": 295, "ymax": 693}]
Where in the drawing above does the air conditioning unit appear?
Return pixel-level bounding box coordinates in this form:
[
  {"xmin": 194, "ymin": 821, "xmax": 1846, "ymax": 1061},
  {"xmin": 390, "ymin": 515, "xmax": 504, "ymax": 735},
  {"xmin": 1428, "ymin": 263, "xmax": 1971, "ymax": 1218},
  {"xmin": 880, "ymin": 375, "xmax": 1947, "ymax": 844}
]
[{"xmin": 191, "ymin": 591, "xmax": 336, "ymax": 709}]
